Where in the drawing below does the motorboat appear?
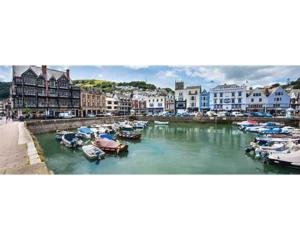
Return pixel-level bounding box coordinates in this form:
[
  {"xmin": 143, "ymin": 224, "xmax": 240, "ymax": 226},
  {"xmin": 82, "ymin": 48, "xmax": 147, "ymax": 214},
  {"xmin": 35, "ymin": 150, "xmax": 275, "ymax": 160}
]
[
  {"xmin": 82, "ymin": 144, "xmax": 105, "ymax": 160},
  {"xmin": 259, "ymin": 127, "xmax": 289, "ymax": 135},
  {"xmin": 61, "ymin": 133, "xmax": 83, "ymax": 148},
  {"xmin": 99, "ymin": 133, "xmax": 117, "ymax": 141},
  {"xmin": 92, "ymin": 138, "xmax": 128, "ymax": 153},
  {"xmin": 55, "ymin": 130, "xmax": 70, "ymax": 141},
  {"xmin": 77, "ymin": 127, "xmax": 94, "ymax": 139},
  {"xmin": 154, "ymin": 121, "xmax": 169, "ymax": 125},
  {"xmin": 268, "ymin": 150, "xmax": 300, "ymax": 167},
  {"xmin": 117, "ymin": 130, "xmax": 141, "ymax": 140}
]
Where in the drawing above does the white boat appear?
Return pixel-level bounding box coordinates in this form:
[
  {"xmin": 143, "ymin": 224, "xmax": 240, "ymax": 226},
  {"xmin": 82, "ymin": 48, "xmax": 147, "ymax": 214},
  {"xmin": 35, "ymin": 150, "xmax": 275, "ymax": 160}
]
[
  {"xmin": 268, "ymin": 149, "xmax": 300, "ymax": 167},
  {"xmin": 82, "ymin": 145, "xmax": 105, "ymax": 160},
  {"xmin": 154, "ymin": 121, "xmax": 169, "ymax": 125},
  {"xmin": 254, "ymin": 143, "xmax": 287, "ymax": 157},
  {"xmin": 61, "ymin": 133, "xmax": 84, "ymax": 148}
]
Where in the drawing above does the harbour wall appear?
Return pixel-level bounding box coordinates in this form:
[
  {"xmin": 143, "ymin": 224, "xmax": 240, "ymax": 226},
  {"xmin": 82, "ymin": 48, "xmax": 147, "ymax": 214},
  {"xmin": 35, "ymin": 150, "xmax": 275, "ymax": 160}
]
[
  {"xmin": 26, "ymin": 115, "xmax": 300, "ymax": 134},
  {"xmin": 26, "ymin": 116, "xmax": 130, "ymax": 134},
  {"xmin": 133, "ymin": 116, "xmax": 300, "ymax": 126}
]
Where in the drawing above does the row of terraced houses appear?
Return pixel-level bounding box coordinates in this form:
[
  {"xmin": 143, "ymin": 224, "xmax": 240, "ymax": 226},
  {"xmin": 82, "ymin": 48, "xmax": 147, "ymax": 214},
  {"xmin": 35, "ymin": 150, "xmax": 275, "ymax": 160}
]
[
  {"xmin": 9, "ymin": 66, "xmax": 300, "ymax": 118},
  {"xmin": 174, "ymin": 81, "xmax": 299, "ymax": 113}
]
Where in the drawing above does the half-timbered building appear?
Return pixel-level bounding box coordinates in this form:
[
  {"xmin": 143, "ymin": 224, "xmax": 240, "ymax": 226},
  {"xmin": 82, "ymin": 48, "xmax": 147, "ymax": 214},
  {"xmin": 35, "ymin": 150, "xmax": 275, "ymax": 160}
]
[{"xmin": 11, "ymin": 65, "xmax": 80, "ymax": 117}]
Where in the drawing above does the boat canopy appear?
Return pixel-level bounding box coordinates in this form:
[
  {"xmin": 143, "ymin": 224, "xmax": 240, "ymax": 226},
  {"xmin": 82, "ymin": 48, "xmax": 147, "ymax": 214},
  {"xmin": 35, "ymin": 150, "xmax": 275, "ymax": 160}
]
[{"xmin": 79, "ymin": 127, "xmax": 93, "ymax": 134}]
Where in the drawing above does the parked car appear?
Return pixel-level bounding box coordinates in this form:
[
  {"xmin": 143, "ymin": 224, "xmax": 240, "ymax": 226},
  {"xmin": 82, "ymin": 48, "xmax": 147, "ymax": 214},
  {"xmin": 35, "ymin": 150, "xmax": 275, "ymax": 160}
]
[
  {"xmin": 217, "ymin": 111, "xmax": 227, "ymax": 117},
  {"xmin": 231, "ymin": 111, "xmax": 244, "ymax": 117},
  {"xmin": 87, "ymin": 114, "xmax": 96, "ymax": 118},
  {"xmin": 206, "ymin": 111, "xmax": 217, "ymax": 117},
  {"xmin": 59, "ymin": 112, "xmax": 73, "ymax": 119}
]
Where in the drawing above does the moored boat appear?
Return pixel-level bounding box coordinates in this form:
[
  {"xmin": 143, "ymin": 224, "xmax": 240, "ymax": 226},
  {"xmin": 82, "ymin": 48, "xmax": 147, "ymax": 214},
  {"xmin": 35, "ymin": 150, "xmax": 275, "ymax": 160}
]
[
  {"xmin": 268, "ymin": 150, "xmax": 300, "ymax": 167},
  {"xmin": 154, "ymin": 121, "xmax": 169, "ymax": 125},
  {"xmin": 82, "ymin": 144, "xmax": 105, "ymax": 160},
  {"xmin": 92, "ymin": 138, "xmax": 128, "ymax": 153},
  {"xmin": 117, "ymin": 130, "xmax": 141, "ymax": 140},
  {"xmin": 77, "ymin": 127, "xmax": 94, "ymax": 139},
  {"xmin": 61, "ymin": 133, "xmax": 84, "ymax": 148},
  {"xmin": 55, "ymin": 130, "xmax": 70, "ymax": 141},
  {"xmin": 99, "ymin": 133, "xmax": 116, "ymax": 141}
]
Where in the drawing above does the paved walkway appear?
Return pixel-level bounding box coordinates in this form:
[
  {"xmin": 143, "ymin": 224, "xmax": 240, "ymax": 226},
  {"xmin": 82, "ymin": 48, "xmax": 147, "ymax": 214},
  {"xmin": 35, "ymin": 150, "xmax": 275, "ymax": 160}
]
[
  {"xmin": 0, "ymin": 117, "xmax": 49, "ymax": 174},
  {"xmin": 0, "ymin": 118, "xmax": 27, "ymax": 170}
]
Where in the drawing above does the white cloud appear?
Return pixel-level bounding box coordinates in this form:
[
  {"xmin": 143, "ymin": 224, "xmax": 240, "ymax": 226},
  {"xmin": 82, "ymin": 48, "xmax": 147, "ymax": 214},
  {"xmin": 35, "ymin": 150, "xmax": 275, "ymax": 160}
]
[
  {"xmin": 126, "ymin": 65, "xmax": 150, "ymax": 70},
  {"xmin": 156, "ymin": 70, "xmax": 178, "ymax": 79}
]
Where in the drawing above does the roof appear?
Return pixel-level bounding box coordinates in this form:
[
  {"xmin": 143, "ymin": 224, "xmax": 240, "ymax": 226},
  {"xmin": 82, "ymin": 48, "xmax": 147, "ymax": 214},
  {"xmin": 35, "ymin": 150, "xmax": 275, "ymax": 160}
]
[
  {"xmin": 186, "ymin": 86, "xmax": 201, "ymax": 89},
  {"xmin": 12, "ymin": 65, "xmax": 69, "ymax": 81},
  {"xmin": 211, "ymin": 84, "xmax": 242, "ymax": 90}
]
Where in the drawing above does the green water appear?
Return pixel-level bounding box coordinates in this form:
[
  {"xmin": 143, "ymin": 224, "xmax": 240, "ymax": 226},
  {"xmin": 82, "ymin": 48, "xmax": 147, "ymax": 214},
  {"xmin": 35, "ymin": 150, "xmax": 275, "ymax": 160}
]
[{"xmin": 36, "ymin": 123, "xmax": 300, "ymax": 174}]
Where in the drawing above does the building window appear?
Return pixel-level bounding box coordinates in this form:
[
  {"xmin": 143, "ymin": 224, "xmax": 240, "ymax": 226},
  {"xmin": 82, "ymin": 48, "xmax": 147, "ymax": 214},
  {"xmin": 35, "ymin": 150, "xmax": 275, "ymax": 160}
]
[
  {"xmin": 220, "ymin": 93, "xmax": 223, "ymax": 97},
  {"xmin": 238, "ymin": 91, "xmax": 242, "ymax": 97},
  {"xmin": 214, "ymin": 93, "xmax": 217, "ymax": 98},
  {"xmin": 238, "ymin": 98, "xmax": 242, "ymax": 103},
  {"xmin": 259, "ymin": 98, "xmax": 262, "ymax": 102},
  {"xmin": 220, "ymin": 99, "xmax": 223, "ymax": 104},
  {"xmin": 232, "ymin": 92, "xmax": 235, "ymax": 97},
  {"xmin": 251, "ymin": 98, "xmax": 254, "ymax": 102},
  {"xmin": 231, "ymin": 98, "xmax": 235, "ymax": 103}
]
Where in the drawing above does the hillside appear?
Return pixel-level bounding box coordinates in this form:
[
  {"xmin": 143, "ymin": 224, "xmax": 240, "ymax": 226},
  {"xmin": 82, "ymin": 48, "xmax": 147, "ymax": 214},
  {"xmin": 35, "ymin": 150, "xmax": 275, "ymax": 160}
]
[
  {"xmin": 0, "ymin": 82, "xmax": 11, "ymax": 100},
  {"xmin": 73, "ymin": 80, "xmax": 158, "ymax": 92}
]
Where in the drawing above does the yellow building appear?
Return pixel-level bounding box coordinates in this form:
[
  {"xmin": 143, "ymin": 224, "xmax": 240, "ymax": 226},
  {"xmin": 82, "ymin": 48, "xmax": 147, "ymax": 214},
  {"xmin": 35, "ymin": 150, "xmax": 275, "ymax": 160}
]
[{"xmin": 80, "ymin": 89, "xmax": 106, "ymax": 117}]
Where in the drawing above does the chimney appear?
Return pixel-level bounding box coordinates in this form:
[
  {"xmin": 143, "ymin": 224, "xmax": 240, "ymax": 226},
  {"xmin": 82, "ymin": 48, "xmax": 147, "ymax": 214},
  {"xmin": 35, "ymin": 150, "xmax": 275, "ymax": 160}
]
[
  {"xmin": 66, "ymin": 69, "xmax": 70, "ymax": 79},
  {"xmin": 42, "ymin": 65, "xmax": 47, "ymax": 77}
]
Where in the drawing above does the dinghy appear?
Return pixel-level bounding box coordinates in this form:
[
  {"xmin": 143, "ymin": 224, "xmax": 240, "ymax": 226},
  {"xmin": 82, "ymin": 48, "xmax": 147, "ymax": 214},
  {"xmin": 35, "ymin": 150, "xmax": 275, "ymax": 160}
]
[
  {"xmin": 82, "ymin": 145, "xmax": 105, "ymax": 160},
  {"xmin": 154, "ymin": 121, "xmax": 169, "ymax": 125}
]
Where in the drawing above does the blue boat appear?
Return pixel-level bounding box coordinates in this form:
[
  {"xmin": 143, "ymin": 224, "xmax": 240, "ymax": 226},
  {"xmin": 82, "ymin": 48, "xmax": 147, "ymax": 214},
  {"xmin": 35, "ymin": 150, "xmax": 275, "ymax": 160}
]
[
  {"xmin": 260, "ymin": 127, "xmax": 289, "ymax": 135},
  {"xmin": 99, "ymin": 133, "xmax": 116, "ymax": 141},
  {"xmin": 77, "ymin": 127, "xmax": 94, "ymax": 139}
]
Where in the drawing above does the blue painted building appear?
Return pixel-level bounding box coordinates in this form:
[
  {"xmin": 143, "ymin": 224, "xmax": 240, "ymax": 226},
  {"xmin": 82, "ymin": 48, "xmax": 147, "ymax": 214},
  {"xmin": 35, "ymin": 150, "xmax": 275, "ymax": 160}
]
[{"xmin": 199, "ymin": 89, "xmax": 210, "ymax": 112}]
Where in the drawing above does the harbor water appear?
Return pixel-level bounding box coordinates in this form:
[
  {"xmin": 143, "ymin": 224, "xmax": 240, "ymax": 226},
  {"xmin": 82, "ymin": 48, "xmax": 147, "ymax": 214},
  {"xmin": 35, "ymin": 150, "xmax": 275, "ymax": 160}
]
[{"xmin": 37, "ymin": 123, "xmax": 300, "ymax": 174}]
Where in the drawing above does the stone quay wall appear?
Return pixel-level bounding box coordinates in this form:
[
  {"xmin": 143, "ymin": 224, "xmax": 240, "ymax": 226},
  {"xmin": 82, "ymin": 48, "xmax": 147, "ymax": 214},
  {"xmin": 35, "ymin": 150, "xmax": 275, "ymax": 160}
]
[
  {"xmin": 26, "ymin": 115, "xmax": 300, "ymax": 134},
  {"xmin": 133, "ymin": 116, "xmax": 300, "ymax": 126},
  {"xmin": 26, "ymin": 116, "xmax": 130, "ymax": 134}
]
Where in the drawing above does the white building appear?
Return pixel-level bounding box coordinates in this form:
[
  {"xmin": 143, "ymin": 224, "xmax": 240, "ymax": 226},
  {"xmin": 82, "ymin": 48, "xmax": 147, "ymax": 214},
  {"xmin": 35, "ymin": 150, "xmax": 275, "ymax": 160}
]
[
  {"xmin": 210, "ymin": 84, "xmax": 247, "ymax": 111},
  {"xmin": 246, "ymin": 86, "xmax": 290, "ymax": 113},
  {"xmin": 185, "ymin": 86, "xmax": 201, "ymax": 112},
  {"xmin": 174, "ymin": 81, "xmax": 201, "ymax": 112},
  {"xmin": 105, "ymin": 94, "xmax": 119, "ymax": 113},
  {"xmin": 246, "ymin": 88, "xmax": 268, "ymax": 112},
  {"xmin": 146, "ymin": 95, "xmax": 165, "ymax": 114}
]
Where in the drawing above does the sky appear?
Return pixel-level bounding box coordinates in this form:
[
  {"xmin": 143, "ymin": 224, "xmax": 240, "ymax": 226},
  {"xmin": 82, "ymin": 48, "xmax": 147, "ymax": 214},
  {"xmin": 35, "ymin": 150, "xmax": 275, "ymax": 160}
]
[{"xmin": 1, "ymin": 65, "xmax": 300, "ymax": 90}]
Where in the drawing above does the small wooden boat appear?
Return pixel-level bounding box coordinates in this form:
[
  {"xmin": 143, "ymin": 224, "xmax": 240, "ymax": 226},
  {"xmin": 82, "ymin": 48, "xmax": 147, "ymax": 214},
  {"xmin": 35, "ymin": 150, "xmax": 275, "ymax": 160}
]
[
  {"xmin": 154, "ymin": 121, "xmax": 169, "ymax": 125},
  {"xmin": 61, "ymin": 133, "xmax": 84, "ymax": 148},
  {"xmin": 117, "ymin": 131, "xmax": 141, "ymax": 140},
  {"xmin": 82, "ymin": 145, "xmax": 105, "ymax": 160},
  {"xmin": 92, "ymin": 138, "xmax": 128, "ymax": 153}
]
